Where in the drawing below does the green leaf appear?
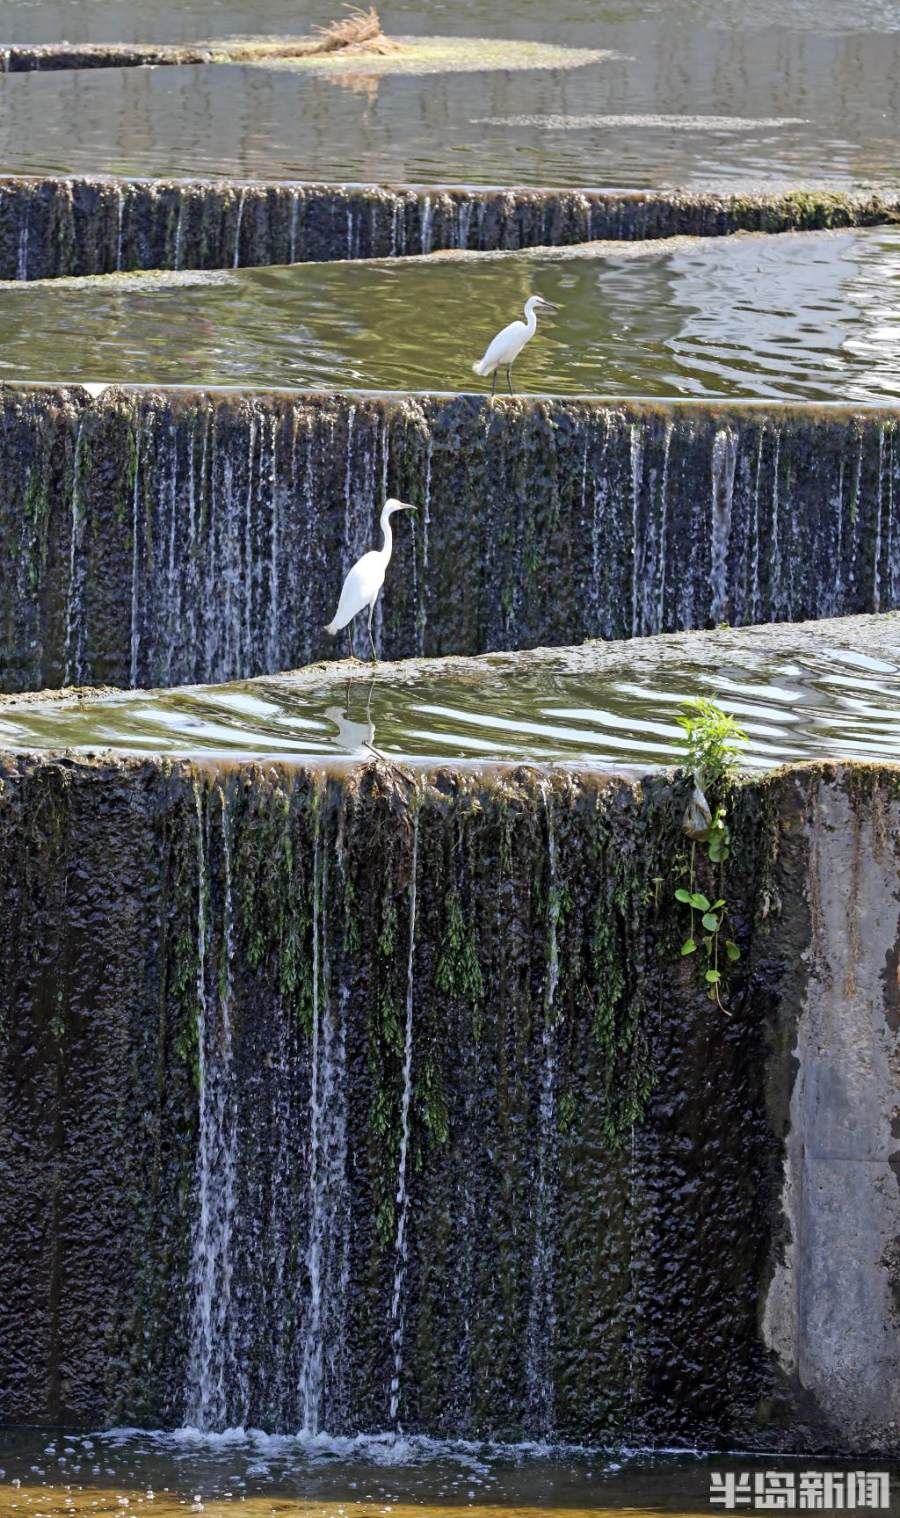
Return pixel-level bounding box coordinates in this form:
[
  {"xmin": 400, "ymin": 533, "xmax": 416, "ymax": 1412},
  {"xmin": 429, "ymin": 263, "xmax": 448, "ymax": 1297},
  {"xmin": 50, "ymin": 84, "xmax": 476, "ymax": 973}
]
[
  {"xmin": 674, "ymin": 888, "xmax": 693, "ymax": 904},
  {"xmin": 705, "ymin": 969, "xmax": 721, "ymax": 984},
  {"xmin": 725, "ymin": 939, "xmax": 741, "ymax": 962},
  {"xmin": 701, "ymin": 912, "xmax": 720, "ymax": 932},
  {"xmin": 681, "ymin": 938, "xmax": 697, "ymax": 956},
  {"xmin": 712, "ymin": 899, "xmax": 726, "ymax": 909},
  {"xmin": 689, "ymin": 892, "xmax": 711, "ymax": 911}
]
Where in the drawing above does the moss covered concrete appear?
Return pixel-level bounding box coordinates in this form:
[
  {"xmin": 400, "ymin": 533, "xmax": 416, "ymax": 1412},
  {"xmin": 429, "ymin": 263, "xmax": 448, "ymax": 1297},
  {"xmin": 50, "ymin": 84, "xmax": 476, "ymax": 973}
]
[
  {"xmin": 0, "ymin": 754, "xmax": 895, "ymax": 1451},
  {"xmin": 0, "ymin": 384, "xmax": 898, "ymax": 693},
  {"xmin": 0, "ymin": 176, "xmax": 897, "ymax": 281}
]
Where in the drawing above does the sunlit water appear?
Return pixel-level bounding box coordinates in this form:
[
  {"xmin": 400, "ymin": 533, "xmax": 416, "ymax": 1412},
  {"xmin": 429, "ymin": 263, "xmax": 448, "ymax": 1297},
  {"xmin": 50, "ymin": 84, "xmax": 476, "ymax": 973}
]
[
  {"xmin": 0, "ymin": 0, "xmax": 898, "ymax": 190},
  {"xmin": 1, "ymin": 1427, "xmax": 897, "ymax": 1517},
  {"xmin": 2, "ymin": 227, "xmax": 899, "ymax": 401},
  {"xmin": 4, "ymin": 621, "xmax": 900, "ymax": 772}
]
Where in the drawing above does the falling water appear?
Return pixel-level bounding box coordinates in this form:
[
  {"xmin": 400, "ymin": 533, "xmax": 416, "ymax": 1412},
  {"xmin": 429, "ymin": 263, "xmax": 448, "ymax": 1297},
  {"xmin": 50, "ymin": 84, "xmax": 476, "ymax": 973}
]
[
  {"xmin": 115, "ymin": 188, "xmax": 124, "ymax": 272},
  {"xmin": 629, "ymin": 422, "xmax": 644, "ymax": 637},
  {"xmin": 388, "ymin": 812, "xmax": 419, "ymax": 1430},
  {"xmin": 185, "ymin": 786, "xmax": 240, "ymax": 1432},
  {"xmin": 590, "ymin": 412, "xmax": 613, "ymax": 637},
  {"xmin": 297, "ymin": 805, "xmax": 350, "ymax": 1436},
  {"xmin": 62, "ymin": 417, "xmax": 87, "ymax": 686},
  {"xmin": 16, "ymin": 207, "xmax": 29, "ymax": 281},
  {"xmin": 289, "ymin": 191, "xmax": 300, "ymax": 264},
  {"xmin": 233, "ymin": 189, "xmax": 246, "ymax": 270},
  {"xmin": 416, "ymin": 435, "xmax": 433, "ymax": 657},
  {"xmin": 299, "ymin": 814, "xmax": 326, "ymax": 1434},
  {"xmin": 129, "ymin": 418, "xmax": 143, "ymax": 687},
  {"xmin": 421, "ymin": 196, "xmax": 433, "ymax": 255},
  {"xmin": 174, "ymin": 198, "xmax": 185, "ymax": 273},
  {"xmin": 656, "ymin": 420, "xmax": 673, "ymax": 632},
  {"xmin": 163, "ymin": 419, "xmax": 180, "ymax": 689},
  {"xmin": 750, "ymin": 423, "xmax": 766, "ymax": 626},
  {"xmin": 769, "ymin": 429, "xmax": 783, "ymax": 619},
  {"xmin": 242, "ymin": 413, "xmax": 258, "ymax": 671},
  {"xmin": 883, "ymin": 428, "xmax": 895, "ymax": 608},
  {"xmin": 710, "ymin": 427, "xmax": 737, "ymax": 625},
  {"xmin": 457, "ymin": 200, "xmax": 473, "ymax": 250},
  {"xmin": 7, "ymin": 392, "xmax": 900, "ymax": 697},
  {"xmin": 873, "ymin": 426, "xmax": 885, "ymax": 613},
  {"xmin": 266, "ymin": 414, "xmax": 281, "ymax": 674},
  {"xmin": 525, "ymin": 787, "xmax": 560, "ymax": 1437}
]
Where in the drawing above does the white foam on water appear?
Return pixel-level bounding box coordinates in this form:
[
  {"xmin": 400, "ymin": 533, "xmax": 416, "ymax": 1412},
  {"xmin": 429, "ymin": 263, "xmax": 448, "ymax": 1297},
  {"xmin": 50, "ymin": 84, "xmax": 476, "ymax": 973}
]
[{"xmin": 473, "ymin": 113, "xmax": 810, "ymax": 131}]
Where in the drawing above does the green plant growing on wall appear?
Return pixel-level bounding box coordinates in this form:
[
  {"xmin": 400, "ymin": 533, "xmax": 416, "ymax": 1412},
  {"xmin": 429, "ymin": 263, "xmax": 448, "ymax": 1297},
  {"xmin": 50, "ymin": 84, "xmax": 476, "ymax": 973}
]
[{"xmin": 675, "ymin": 699, "xmax": 747, "ymax": 1012}]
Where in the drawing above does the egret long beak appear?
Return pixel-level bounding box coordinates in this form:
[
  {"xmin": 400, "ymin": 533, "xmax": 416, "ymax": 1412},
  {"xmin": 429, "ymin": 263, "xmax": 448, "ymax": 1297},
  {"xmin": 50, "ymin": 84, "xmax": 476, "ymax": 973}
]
[{"xmin": 540, "ymin": 300, "xmax": 561, "ymax": 314}]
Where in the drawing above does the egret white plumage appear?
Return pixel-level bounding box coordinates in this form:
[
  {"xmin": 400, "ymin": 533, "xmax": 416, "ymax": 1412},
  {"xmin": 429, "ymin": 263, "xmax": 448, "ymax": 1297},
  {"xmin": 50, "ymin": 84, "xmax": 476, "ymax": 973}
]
[
  {"xmin": 472, "ymin": 293, "xmax": 560, "ymax": 395},
  {"xmin": 324, "ymin": 497, "xmax": 416, "ymax": 660}
]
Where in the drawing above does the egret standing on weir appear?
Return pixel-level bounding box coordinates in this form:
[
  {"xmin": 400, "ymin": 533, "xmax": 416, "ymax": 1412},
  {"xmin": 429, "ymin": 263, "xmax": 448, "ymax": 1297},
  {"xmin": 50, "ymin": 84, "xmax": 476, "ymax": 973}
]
[
  {"xmin": 472, "ymin": 293, "xmax": 560, "ymax": 395},
  {"xmin": 325, "ymin": 497, "xmax": 416, "ymax": 661}
]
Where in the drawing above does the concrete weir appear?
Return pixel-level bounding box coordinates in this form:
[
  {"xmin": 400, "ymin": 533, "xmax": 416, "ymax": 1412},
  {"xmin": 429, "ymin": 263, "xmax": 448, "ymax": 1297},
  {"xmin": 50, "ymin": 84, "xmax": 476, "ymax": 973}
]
[
  {"xmin": 0, "ymin": 383, "xmax": 898, "ymax": 693},
  {"xmin": 0, "ymin": 743, "xmax": 896, "ymax": 1450},
  {"xmin": 1, "ymin": 176, "xmax": 897, "ymax": 281}
]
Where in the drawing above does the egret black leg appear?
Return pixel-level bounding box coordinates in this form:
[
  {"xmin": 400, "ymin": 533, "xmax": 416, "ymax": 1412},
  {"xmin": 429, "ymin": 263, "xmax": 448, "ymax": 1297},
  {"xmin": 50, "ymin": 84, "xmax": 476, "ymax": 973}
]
[
  {"xmin": 368, "ymin": 605, "xmax": 378, "ymax": 662},
  {"xmin": 506, "ymin": 366, "xmax": 514, "ymax": 395},
  {"xmin": 491, "ymin": 370, "xmax": 497, "ymax": 397}
]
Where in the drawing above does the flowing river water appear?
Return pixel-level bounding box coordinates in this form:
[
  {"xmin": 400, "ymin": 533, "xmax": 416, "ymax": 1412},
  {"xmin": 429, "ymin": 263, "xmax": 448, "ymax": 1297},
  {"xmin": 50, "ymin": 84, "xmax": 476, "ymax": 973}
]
[
  {"xmin": 1, "ymin": 228, "xmax": 899, "ymax": 400},
  {"xmin": 3, "ymin": 619, "xmax": 900, "ymax": 770},
  {"xmin": 0, "ymin": 0, "xmax": 898, "ymax": 189}
]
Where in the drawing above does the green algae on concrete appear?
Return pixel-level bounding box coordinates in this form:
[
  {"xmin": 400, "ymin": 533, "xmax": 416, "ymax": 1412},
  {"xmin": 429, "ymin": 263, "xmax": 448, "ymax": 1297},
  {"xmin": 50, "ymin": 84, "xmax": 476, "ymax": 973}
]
[{"xmin": 0, "ymin": 751, "xmax": 897, "ymax": 1452}]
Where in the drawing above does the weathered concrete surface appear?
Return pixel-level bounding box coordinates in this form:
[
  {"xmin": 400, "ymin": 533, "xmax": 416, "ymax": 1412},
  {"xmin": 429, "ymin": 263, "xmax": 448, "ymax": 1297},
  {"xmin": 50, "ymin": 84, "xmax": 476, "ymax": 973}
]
[
  {"xmin": 0, "ymin": 176, "xmax": 897, "ymax": 281},
  {"xmin": 765, "ymin": 770, "xmax": 900, "ymax": 1452}
]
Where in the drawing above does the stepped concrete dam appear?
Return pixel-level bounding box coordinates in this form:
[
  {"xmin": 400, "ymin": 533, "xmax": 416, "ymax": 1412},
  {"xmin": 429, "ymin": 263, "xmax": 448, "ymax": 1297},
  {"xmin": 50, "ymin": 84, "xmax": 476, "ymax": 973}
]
[{"xmin": 1, "ymin": 0, "xmax": 899, "ymax": 1506}]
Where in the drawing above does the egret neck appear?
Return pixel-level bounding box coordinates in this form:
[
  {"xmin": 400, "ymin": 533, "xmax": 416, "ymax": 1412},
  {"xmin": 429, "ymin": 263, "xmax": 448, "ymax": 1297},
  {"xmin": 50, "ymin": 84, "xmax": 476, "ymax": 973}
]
[{"xmin": 378, "ymin": 502, "xmax": 397, "ymax": 569}]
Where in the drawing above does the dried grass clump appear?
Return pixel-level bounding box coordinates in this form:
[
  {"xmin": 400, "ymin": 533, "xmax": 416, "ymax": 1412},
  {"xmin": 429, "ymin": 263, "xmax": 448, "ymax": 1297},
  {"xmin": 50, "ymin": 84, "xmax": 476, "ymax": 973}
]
[{"xmin": 305, "ymin": 6, "xmax": 399, "ymax": 57}]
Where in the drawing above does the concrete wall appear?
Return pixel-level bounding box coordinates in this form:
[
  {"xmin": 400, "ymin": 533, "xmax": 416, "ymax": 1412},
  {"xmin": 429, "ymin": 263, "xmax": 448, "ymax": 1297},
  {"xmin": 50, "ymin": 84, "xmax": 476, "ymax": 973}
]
[
  {"xmin": 1, "ymin": 177, "xmax": 896, "ymax": 280},
  {"xmin": 1, "ymin": 384, "xmax": 898, "ymax": 693},
  {"xmin": 764, "ymin": 768, "xmax": 900, "ymax": 1452},
  {"xmin": 0, "ymin": 752, "xmax": 896, "ymax": 1451}
]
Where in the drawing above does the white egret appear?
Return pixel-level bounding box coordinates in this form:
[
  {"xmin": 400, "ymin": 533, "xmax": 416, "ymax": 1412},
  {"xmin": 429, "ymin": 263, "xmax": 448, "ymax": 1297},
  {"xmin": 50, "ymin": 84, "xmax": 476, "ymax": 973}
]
[
  {"xmin": 325, "ymin": 497, "xmax": 416, "ymax": 661},
  {"xmin": 472, "ymin": 293, "xmax": 560, "ymax": 395}
]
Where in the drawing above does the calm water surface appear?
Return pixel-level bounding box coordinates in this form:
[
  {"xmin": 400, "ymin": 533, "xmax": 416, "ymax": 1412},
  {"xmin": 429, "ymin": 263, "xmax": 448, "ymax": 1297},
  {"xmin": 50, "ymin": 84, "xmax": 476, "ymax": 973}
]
[
  {"xmin": 1, "ymin": 1428, "xmax": 897, "ymax": 1517},
  {"xmin": 6, "ymin": 633, "xmax": 900, "ymax": 770},
  {"xmin": 0, "ymin": 0, "xmax": 897, "ymax": 190},
  {"xmin": 2, "ymin": 228, "xmax": 898, "ymax": 401}
]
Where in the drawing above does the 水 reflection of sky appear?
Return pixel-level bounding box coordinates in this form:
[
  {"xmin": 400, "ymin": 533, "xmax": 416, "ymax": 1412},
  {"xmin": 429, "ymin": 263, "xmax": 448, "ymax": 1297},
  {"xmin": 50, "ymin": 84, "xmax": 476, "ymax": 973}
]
[
  {"xmin": 3, "ymin": 629, "xmax": 900, "ymax": 772},
  {"xmin": 0, "ymin": 0, "xmax": 898, "ymax": 189}
]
